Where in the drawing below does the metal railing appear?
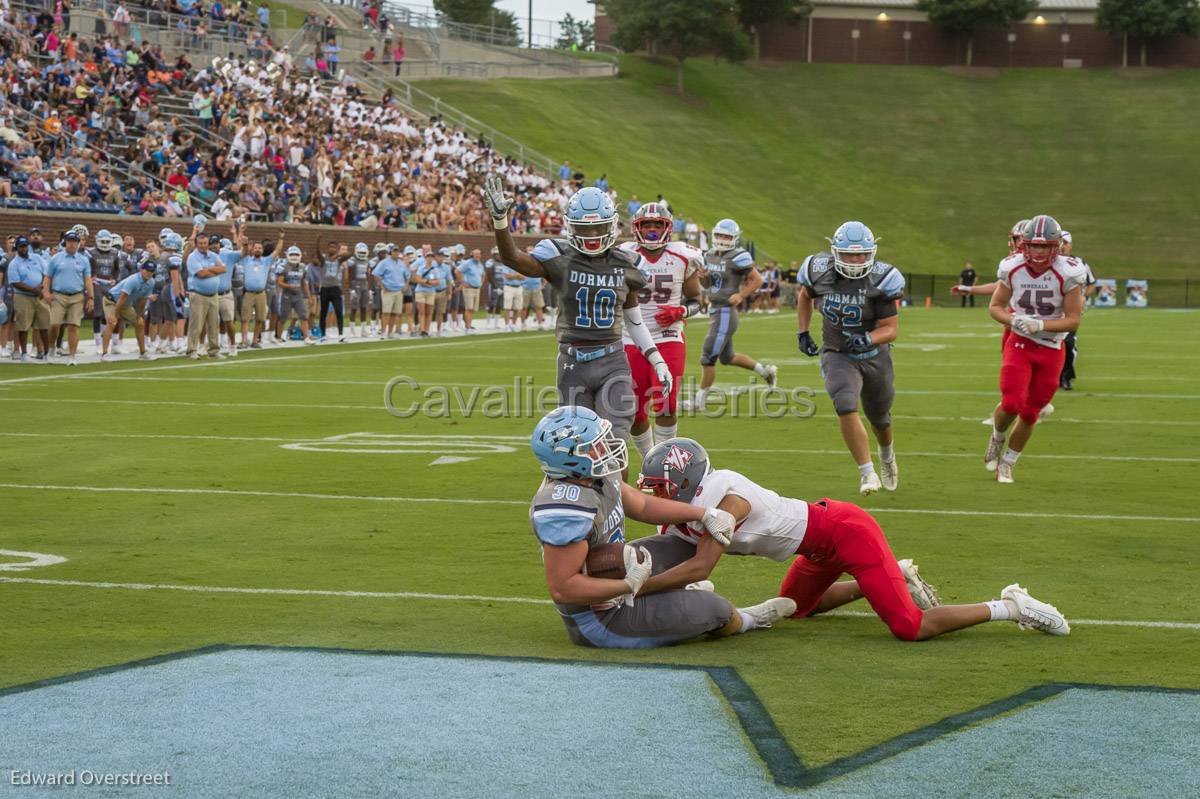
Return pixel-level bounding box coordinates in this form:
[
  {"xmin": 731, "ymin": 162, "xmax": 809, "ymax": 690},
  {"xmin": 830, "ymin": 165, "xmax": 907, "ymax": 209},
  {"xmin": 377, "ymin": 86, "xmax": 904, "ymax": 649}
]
[{"xmin": 11, "ymin": 0, "xmax": 291, "ymax": 42}]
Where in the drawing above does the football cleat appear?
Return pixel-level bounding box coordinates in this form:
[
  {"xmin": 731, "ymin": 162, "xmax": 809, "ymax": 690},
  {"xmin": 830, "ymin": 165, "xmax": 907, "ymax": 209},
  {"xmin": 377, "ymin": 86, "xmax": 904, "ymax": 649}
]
[
  {"xmin": 984, "ymin": 433, "xmax": 1005, "ymax": 472},
  {"xmin": 762, "ymin": 363, "xmax": 778, "ymax": 388},
  {"xmin": 859, "ymin": 471, "xmax": 882, "ymax": 496},
  {"xmin": 1001, "ymin": 583, "xmax": 1070, "ymax": 635},
  {"xmin": 996, "ymin": 460, "xmax": 1014, "ymax": 484},
  {"xmin": 1039, "ymin": 402, "xmax": 1055, "ymax": 419},
  {"xmin": 880, "ymin": 458, "xmax": 899, "ymax": 491},
  {"xmin": 898, "ymin": 559, "xmax": 941, "ymax": 610},
  {"xmin": 685, "ymin": 580, "xmax": 715, "ymax": 592},
  {"xmin": 740, "ymin": 597, "xmax": 797, "ymax": 630}
]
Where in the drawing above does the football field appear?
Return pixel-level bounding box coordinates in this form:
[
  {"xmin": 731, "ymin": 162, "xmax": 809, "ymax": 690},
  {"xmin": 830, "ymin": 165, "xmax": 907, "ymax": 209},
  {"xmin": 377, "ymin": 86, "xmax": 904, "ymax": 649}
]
[{"xmin": 1, "ymin": 308, "xmax": 1198, "ymax": 796}]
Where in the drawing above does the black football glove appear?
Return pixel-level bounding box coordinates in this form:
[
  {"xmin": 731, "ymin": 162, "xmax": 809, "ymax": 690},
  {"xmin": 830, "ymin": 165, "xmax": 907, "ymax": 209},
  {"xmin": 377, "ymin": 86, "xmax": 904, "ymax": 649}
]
[
  {"xmin": 845, "ymin": 332, "xmax": 874, "ymax": 353},
  {"xmin": 796, "ymin": 330, "xmax": 819, "ymax": 357}
]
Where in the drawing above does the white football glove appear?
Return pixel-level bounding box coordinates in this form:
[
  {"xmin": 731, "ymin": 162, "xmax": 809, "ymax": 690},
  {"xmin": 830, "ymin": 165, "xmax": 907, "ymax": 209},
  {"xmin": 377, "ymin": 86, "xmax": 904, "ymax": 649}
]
[
  {"xmin": 1012, "ymin": 314, "xmax": 1044, "ymax": 336},
  {"xmin": 700, "ymin": 507, "xmax": 736, "ymax": 546},
  {"xmin": 621, "ymin": 545, "xmax": 653, "ymax": 605},
  {"xmin": 481, "ymin": 174, "xmax": 513, "ymax": 229},
  {"xmin": 650, "ymin": 353, "xmax": 673, "ymax": 398}
]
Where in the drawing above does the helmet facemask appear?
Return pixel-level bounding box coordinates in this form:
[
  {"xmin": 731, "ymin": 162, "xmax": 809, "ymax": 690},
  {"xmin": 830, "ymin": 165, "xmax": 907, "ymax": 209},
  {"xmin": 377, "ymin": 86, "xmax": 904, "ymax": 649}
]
[
  {"xmin": 832, "ymin": 247, "xmax": 876, "ymax": 280},
  {"xmin": 568, "ymin": 217, "xmax": 618, "ymax": 255}
]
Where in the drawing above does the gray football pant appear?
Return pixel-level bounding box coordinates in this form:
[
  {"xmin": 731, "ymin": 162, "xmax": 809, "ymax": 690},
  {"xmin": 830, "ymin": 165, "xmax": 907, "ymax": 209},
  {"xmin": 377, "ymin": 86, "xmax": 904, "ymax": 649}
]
[
  {"xmin": 556, "ymin": 347, "xmax": 636, "ymax": 440},
  {"xmin": 819, "ymin": 346, "xmax": 896, "ymax": 428}
]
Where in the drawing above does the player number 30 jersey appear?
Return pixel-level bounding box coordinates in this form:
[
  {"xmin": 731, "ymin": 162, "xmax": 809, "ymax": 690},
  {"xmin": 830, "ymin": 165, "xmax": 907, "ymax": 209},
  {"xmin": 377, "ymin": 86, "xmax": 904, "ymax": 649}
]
[
  {"xmin": 618, "ymin": 240, "xmax": 703, "ymax": 345},
  {"xmin": 998, "ymin": 254, "xmax": 1089, "ymax": 349}
]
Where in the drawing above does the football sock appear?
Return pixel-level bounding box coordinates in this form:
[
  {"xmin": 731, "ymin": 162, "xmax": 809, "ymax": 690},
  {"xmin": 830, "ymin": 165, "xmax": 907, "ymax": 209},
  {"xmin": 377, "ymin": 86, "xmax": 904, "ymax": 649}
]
[
  {"xmin": 654, "ymin": 422, "xmax": 677, "ymax": 444},
  {"xmin": 694, "ymin": 388, "xmax": 709, "ymax": 409},
  {"xmin": 991, "ymin": 423, "xmax": 1006, "ymax": 442},
  {"xmin": 631, "ymin": 429, "xmax": 654, "ymax": 459},
  {"xmin": 986, "ymin": 599, "xmax": 1019, "ymax": 621},
  {"xmin": 879, "ymin": 443, "xmax": 895, "ymax": 463},
  {"xmin": 1002, "ymin": 447, "xmax": 1021, "ymax": 466},
  {"xmin": 858, "ymin": 461, "xmax": 876, "ymax": 478},
  {"xmin": 753, "ymin": 362, "xmax": 769, "ymax": 377},
  {"xmin": 736, "ymin": 610, "xmax": 757, "ymax": 633}
]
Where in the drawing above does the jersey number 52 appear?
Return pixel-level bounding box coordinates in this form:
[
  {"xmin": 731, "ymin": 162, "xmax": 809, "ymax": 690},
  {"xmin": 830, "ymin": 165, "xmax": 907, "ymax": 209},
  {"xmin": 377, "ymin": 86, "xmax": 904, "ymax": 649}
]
[{"xmin": 820, "ymin": 300, "xmax": 862, "ymax": 327}]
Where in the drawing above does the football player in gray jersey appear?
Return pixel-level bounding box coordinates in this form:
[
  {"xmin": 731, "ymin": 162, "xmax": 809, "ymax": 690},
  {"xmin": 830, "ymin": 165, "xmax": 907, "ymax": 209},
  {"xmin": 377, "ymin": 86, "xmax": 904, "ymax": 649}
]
[
  {"xmin": 484, "ymin": 176, "xmax": 669, "ymax": 444},
  {"xmin": 796, "ymin": 221, "xmax": 906, "ymax": 496},
  {"xmin": 88, "ymin": 230, "xmax": 122, "ymax": 351},
  {"xmin": 529, "ymin": 407, "xmax": 795, "ymax": 648},
  {"xmin": 686, "ymin": 218, "xmax": 777, "ymax": 412}
]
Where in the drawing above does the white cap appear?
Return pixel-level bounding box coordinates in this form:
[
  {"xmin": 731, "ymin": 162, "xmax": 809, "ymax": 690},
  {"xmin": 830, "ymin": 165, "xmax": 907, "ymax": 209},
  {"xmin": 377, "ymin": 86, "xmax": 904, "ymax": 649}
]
[{"xmin": 1061, "ymin": 230, "xmax": 1072, "ymax": 244}]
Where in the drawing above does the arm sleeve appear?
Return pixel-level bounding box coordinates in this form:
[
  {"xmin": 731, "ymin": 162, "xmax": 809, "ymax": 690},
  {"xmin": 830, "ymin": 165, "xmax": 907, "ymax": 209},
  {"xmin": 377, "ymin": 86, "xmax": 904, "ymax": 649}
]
[
  {"xmin": 531, "ymin": 507, "xmax": 597, "ymax": 546},
  {"xmin": 624, "ymin": 305, "xmax": 659, "ymax": 357}
]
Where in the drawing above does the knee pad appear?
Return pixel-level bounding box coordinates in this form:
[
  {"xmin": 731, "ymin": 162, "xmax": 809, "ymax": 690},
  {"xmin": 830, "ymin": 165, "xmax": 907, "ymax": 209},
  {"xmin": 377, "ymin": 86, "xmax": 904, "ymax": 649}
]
[{"xmin": 888, "ymin": 608, "xmax": 923, "ymax": 642}]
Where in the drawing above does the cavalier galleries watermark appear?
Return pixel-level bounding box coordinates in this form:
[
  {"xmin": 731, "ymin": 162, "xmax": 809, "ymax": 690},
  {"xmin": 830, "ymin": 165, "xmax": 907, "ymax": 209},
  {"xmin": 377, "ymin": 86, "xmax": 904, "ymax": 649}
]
[{"xmin": 383, "ymin": 376, "xmax": 816, "ymax": 419}]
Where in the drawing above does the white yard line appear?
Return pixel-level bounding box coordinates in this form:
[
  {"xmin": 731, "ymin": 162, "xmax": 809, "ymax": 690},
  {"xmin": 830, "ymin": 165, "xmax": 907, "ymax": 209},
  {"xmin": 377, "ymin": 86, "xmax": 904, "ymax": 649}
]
[
  {"xmin": 1, "ymin": 576, "xmax": 1197, "ymax": 630},
  {"xmin": 708, "ymin": 448, "xmax": 1200, "ymax": 464},
  {"xmin": 1, "ymin": 483, "xmax": 1197, "ymax": 523}
]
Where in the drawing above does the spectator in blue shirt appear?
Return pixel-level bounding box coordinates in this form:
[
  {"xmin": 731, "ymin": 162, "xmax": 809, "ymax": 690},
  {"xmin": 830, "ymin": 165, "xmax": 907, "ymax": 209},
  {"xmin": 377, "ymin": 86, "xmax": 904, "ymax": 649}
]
[
  {"xmin": 595, "ymin": 174, "xmax": 609, "ymax": 193},
  {"xmin": 626, "ymin": 194, "xmax": 641, "ymax": 217},
  {"xmin": 257, "ymin": 3, "xmax": 270, "ymax": 27},
  {"xmin": 101, "ymin": 261, "xmax": 157, "ymax": 361},
  {"xmin": 497, "ymin": 260, "xmax": 525, "ymax": 332},
  {"xmin": 413, "ymin": 248, "xmax": 447, "ymax": 338},
  {"xmin": 43, "ymin": 232, "xmax": 93, "ymax": 365},
  {"xmin": 184, "ymin": 227, "xmax": 225, "ymax": 359},
  {"xmin": 458, "ymin": 248, "xmax": 485, "ymax": 333},
  {"xmin": 558, "ymin": 160, "xmax": 571, "ymax": 183},
  {"xmin": 522, "ymin": 273, "xmax": 546, "ymax": 331}
]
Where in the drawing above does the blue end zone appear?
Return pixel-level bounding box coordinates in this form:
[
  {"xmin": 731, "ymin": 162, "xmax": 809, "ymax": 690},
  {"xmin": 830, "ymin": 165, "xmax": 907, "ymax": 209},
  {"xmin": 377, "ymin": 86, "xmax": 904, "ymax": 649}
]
[{"xmin": 0, "ymin": 647, "xmax": 1197, "ymax": 798}]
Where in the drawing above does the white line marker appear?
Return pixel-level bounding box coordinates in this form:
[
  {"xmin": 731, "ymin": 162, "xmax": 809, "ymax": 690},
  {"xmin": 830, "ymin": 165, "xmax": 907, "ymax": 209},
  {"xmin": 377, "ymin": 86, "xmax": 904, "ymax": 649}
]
[
  {"xmin": 0, "ymin": 550, "xmax": 68, "ymax": 572},
  {"xmin": 1, "ymin": 577, "xmax": 1196, "ymax": 630},
  {"xmin": 0, "ymin": 483, "xmax": 1196, "ymax": 523},
  {"xmin": 708, "ymin": 448, "xmax": 1200, "ymax": 464},
  {"xmin": 281, "ymin": 433, "xmax": 518, "ymax": 455}
]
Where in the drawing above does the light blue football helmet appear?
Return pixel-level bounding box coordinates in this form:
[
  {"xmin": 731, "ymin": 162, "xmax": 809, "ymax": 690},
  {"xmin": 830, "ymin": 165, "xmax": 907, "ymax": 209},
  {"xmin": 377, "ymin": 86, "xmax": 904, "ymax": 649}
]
[
  {"xmin": 286, "ymin": 245, "xmax": 303, "ymax": 264},
  {"xmin": 95, "ymin": 229, "xmax": 113, "ymax": 251},
  {"xmin": 158, "ymin": 227, "xmax": 175, "ymax": 247},
  {"xmin": 164, "ymin": 232, "xmax": 184, "ymax": 252},
  {"xmin": 828, "ymin": 221, "xmax": 878, "ymax": 279},
  {"xmin": 531, "ymin": 406, "xmax": 628, "ymax": 479},
  {"xmin": 566, "ymin": 187, "xmax": 618, "ymax": 255},
  {"xmin": 711, "ymin": 218, "xmax": 740, "ymax": 253},
  {"xmin": 220, "ymin": 238, "xmax": 233, "ymax": 250}
]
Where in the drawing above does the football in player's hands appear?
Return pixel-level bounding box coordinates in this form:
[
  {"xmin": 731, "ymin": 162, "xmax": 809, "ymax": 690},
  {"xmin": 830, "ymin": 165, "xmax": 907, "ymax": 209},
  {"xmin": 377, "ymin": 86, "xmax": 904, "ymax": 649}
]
[{"xmin": 583, "ymin": 542, "xmax": 645, "ymax": 580}]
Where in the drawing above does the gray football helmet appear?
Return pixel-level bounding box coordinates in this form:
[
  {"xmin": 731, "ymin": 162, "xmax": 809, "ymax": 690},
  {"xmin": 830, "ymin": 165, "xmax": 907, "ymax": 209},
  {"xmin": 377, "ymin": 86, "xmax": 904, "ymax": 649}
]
[{"xmin": 636, "ymin": 437, "xmax": 711, "ymax": 504}]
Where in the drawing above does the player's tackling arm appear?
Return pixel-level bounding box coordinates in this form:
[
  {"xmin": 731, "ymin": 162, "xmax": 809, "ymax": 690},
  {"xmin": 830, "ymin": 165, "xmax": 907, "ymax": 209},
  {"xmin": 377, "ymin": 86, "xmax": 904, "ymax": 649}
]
[
  {"xmin": 620, "ymin": 483, "xmax": 704, "ymax": 527},
  {"xmin": 637, "ymin": 493, "xmax": 751, "ymax": 594}
]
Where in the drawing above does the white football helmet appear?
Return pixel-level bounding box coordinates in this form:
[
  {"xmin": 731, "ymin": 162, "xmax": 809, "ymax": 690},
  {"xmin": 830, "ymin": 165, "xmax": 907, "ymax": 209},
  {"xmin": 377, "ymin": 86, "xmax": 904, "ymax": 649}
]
[
  {"xmin": 711, "ymin": 219, "xmax": 740, "ymax": 253},
  {"xmin": 355, "ymin": 242, "xmax": 369, "ymax": 260},
  {"xmin": 286, "ymin": 245, "xmax": 303, "ymax": 264}
]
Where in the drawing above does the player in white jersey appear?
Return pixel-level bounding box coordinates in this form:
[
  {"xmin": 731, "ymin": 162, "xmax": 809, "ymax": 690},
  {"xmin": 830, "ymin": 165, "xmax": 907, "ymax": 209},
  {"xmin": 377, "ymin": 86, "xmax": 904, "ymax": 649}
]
[
  {"xmin": 985, "ymin": 215, "xmax": 1088, "ymax": 483},
  {"xmin": 620, "ymin": 202, "xmax": 704, "ymax": 458},
  {"xmin": 635, "ymin": 438, "xmax": 1072, "ymax": 640}
]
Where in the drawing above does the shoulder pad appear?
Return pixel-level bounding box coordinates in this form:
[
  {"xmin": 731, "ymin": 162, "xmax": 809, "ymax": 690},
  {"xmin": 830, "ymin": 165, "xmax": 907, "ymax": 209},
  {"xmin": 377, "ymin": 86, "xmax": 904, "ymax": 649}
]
[
  {"xmin": 617, "ymin": 240, "xmax": 638, "ymax": 253},
  {"xmin": 531, "ymin": 239, "xmax": 570, "ymax": 263},
  {"xmin": 997, "ymin": 253, "xmax": 1024, "ymax": 280},
  {"xmin": 531, "ymin": 489, "xmax": 599, "ymax": 547},
  {"xmin": 871, "ymin": 262, "xmax": 905, "ymax": 296}
]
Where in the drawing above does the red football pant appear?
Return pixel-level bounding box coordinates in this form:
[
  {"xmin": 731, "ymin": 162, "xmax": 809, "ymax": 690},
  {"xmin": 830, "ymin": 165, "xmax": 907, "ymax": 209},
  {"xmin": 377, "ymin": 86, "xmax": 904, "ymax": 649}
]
[
  {"xmin": 625, "ymin": 340, "xmax": 686, "ymax": 425},
  {"xmin": 778, "ymin": 499, "xmax": 923, "ymax": 641},
  {"xmin": 999, "ymin": 333, "xmax": 1065, "ymax": 425}
]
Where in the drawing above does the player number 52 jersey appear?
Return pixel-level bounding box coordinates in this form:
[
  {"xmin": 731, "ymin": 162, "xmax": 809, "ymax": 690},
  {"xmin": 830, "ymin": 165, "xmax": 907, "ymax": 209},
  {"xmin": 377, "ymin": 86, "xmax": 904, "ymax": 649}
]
[
  {"xmin": 618, "ymin": 240, "xmax": 703, "ymax": 345},
  {"xmin": 998, "ymin": 254, "xmax": 1089, "ymax": 349}
]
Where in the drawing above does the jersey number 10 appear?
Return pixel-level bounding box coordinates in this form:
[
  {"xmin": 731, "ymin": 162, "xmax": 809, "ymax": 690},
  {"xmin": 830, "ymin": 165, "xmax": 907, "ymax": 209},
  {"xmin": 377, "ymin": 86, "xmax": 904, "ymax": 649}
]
[{"xmin": 575, "ymin": 287, "xmax": 617, "ymax": 328}]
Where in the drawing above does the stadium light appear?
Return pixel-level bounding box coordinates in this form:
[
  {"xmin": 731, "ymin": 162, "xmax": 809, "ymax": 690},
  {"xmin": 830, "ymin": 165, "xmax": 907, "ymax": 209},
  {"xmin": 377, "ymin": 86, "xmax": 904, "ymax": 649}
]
[
  {"xmin": 1034, "ymin": 15, "xmax": 1047, "ymax": 24},
  {"xmin": 877, "ymin": 12, "xmax": 889, "ymax": 21}
]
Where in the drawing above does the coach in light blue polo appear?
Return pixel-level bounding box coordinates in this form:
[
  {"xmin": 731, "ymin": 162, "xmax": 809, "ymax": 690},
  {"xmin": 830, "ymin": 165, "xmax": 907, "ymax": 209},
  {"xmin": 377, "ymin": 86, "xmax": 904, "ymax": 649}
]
[
  {"xmin": 373, "ymin": 248, "xmax": 412, "ymax": 336},
  {"xmin": 101, "ymin": 263, "xmax": 157, "ymax": 358},
  {"xmin": 8, "ymin": 237, "xmax": 49, "ymax": 358},
  {"xmin": 44, "ymin": 232, "xmax": 94, "ymax": 363},
  {"xmin": 185, "ymin": 234, "xmax": 223, "ymax": 358}
]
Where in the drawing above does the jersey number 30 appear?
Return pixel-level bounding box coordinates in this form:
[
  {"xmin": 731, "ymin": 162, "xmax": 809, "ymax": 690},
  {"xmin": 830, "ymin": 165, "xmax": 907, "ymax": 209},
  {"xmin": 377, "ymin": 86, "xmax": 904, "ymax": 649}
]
[{"xmin": 575, "ymin": 287, "xmax": 617, "ymax": 329}]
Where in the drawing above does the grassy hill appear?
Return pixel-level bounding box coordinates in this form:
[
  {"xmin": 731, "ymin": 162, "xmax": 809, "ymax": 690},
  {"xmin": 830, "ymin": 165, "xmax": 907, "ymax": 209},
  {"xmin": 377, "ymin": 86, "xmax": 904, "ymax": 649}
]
[{"xmin": 421, "ymin": 57, "xmax": 1200, "ymax": 278}]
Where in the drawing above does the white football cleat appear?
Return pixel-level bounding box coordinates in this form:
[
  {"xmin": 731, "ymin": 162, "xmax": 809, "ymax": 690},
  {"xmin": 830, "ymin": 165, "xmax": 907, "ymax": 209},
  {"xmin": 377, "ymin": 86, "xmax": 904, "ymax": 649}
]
[
  {"xmin": 880, "ymin": 458, "xmax": 899, "ymax": 491},
  {"xmin": 984, "ymin": 433, "xmax": 1005, "ymax": 472},
  {"xmin": 99, "ymin": 354, "xmax": 110, "ymax": 363},
  {"xmin": 762, "ymin": 363, "xmax": 778, "ymax": 388},
  {"xmin": 684, "ymin": 580, "xmax": 715, "ymax": 592},
  {"xmin": 139, "ymin": 352, "xmax": 155, "ymax": 361},
  {"xmin": 1001, "ymin": 583, "xmax": 1070, "ymax": 635},
  {"xmin": 897, "ymin": 559, "xmax": 941, "ymax": 610},
  {"xmin": 740, "ymin": 597, "xmax": 797, "ymax": 629},
  {"xmin": 1039, "ymin": 402, "xmax": 1055, "ymax": 420},
  {"xmin": 996, "ymin": 460, "xmax": 1014, "ymax": 484},
  {"xmin": 859, "ymin": 471, "xmax": 882, "ymax": 496}
]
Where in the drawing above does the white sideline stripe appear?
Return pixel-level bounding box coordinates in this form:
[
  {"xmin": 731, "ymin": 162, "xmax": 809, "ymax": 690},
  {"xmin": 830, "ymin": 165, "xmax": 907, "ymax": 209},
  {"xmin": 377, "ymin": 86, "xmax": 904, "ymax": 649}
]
[
  {"xmin": 0, "ymin": 333, "xmax": 552, "ymax": 385},
  {"xmin": 891, "ymin": 414, "xmax": 1200, "ymax": 427},
  {"xmin": 0, "ymin": 433, "xmax": 1186, "ymax": 463},
  {"xmin": 0, "ymin": 483, "xmax": 1197, "ymax": 523},
  {"xmin": 708, "ymin": 448, "xmax": 1200, "ymax": 464},
  {"xmin": 2, "ymin": 577, "xmax": 1197, "ymax": 630},
  {"xmin": 824, "ymin": 609, "xmax": 1200, "ymax": 630},
  {"xmin": 896, "ymin": 389, "xmax": 1200, "ymax": 400},
  {"xmin": 0, "ymin": 397, "xmax": 383, "ymax": 411},
  {"xmin": 0, "ymin": 483, "xmax": 527, "ymax": 506}
]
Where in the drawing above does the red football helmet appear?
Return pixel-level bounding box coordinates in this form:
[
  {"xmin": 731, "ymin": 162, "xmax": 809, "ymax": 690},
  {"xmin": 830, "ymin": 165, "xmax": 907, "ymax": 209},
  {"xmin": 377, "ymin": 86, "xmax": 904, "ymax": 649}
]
[
  {"xmin": 632, "ymin": 202, "xmax": 672, "ymax": 250},
  {"xmin": 1021, "ymin": 215, "xmax": 1062, "ymax": 270}
]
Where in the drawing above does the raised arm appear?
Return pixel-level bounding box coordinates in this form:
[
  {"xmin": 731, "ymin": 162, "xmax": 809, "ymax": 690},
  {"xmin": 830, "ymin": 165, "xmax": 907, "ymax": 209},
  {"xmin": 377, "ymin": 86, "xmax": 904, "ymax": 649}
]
[{"xmin": 481, "ymin": 174, "xmax": 544, "ymax": 277}]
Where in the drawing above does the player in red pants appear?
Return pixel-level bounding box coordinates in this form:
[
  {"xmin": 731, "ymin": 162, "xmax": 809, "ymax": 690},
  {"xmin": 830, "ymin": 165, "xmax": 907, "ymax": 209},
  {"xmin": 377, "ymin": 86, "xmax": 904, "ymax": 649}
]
[
  {"xmin": 620, "ymin": 203, "xmax": 704, "ymax": 458},
  {"xmin": 636, "ymin": 437, "xmax": 1071, "ymax": 640},
  {"xmin": 984, "ymin": 215, "xmax": 1086, "ymax": 483}
]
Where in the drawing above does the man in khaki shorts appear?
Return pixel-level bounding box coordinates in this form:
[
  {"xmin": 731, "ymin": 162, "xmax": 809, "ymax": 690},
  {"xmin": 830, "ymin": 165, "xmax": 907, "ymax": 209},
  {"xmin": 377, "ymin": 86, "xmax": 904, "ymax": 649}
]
[
  {"xmin": 43, "ymin": 230, "xmax": 94, "ymax": 365},
  {"xmin": 458, "ymin": 248, "xmax": 485, "ymax": 333},
  {"xmin": 101, "ymin": 260, "xmax": 157, "ymax": 360},
  {"xmin": 370, "ymin": 246, "xmax": 412, "ymax": 338},
  {"xmin": 522, "ymin": 274, "xmax": 546, "ymax": 331},
  {"xmin": 7, "ymin": 236, "xmax": 50, "ymax": 361}
]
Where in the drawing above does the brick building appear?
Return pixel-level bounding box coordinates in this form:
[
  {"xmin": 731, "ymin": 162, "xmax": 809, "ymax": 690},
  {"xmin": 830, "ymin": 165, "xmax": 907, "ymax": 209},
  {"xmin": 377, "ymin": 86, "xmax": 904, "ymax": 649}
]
[{"xmin": 595, "ymin": 1, "xmax": 1200, "ymax": 69}]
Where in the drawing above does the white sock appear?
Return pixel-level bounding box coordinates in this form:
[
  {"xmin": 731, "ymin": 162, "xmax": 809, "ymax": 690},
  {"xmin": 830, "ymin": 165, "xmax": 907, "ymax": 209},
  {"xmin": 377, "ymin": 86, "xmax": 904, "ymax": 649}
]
[
  {"xmin": 654, "ymin": 422, "xmax": 677, "ymax": 444},
  {"xmin": 736, "ymin": 609, "xmax": 757, "ymax": 633},
  {"xmin": 991, "ymin": 423, "xmax": 1006, "ymax": 442},
  {"xmin": 631, "ymin": 429, "xmax": 654, "ymax": 459},
  {"xmin": 1002, "ymin": 447, "xmax": 1021, "ymax": 466},
  {"xmin": 879, "ymin": 443, "xmax": 894, "ymax": 463},
  {"xmin": 987, "ymin": 599, "xmax": 1018, "ymax": 621},
  {"xmin": 753, "ymin": 362, "xmax": 769, "ymax": 377},
  {"xmin": 858, "ymin": 461, "xmax": 876, "ymax": 479},
  {"xmin": 694, "ymin": 388, "xmax": 709, "ymax": 408}
]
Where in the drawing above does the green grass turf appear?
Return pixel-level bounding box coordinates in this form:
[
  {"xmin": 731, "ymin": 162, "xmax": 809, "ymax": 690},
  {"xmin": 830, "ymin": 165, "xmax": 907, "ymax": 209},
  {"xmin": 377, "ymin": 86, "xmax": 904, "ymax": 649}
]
[
  {"xmin": 1, "ymin": 307, "xmax": 1198, "ymax": 769},
  {"xmin": 418, "ymin": 56, "xmax": 1200, "ymax": 278}
]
